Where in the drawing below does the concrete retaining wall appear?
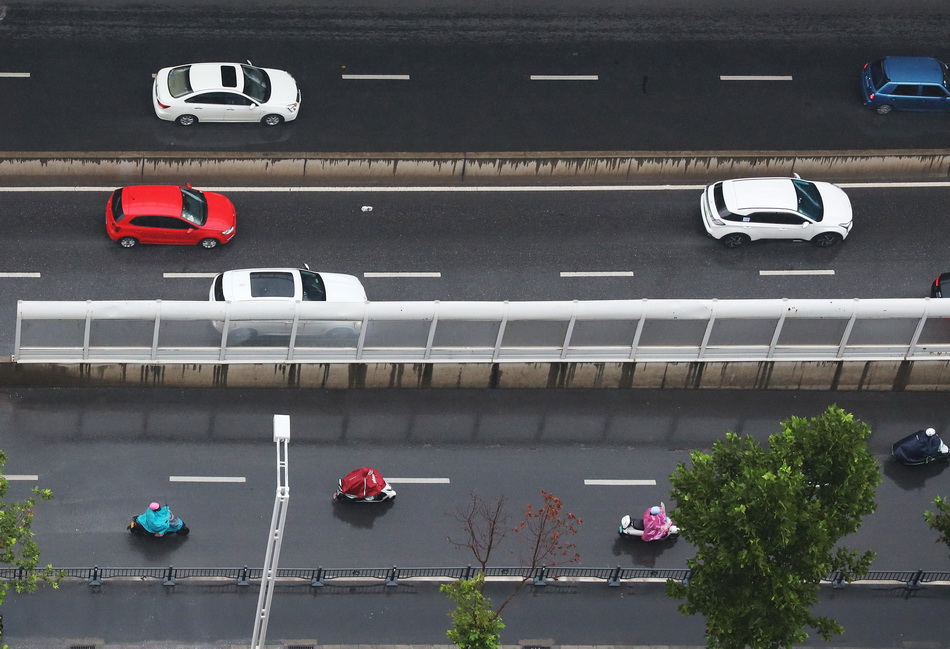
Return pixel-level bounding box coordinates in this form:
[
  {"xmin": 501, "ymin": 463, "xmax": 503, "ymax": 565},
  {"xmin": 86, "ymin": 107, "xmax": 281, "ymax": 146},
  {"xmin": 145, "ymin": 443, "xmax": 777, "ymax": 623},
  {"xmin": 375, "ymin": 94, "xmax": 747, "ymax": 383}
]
[
  {"xmin": 4, "ymin": 359, "xmax": 950, "ymax": 390},
  {"xmin": 2, "ymin": 150, "xmax": 950, "ymax": 185}
]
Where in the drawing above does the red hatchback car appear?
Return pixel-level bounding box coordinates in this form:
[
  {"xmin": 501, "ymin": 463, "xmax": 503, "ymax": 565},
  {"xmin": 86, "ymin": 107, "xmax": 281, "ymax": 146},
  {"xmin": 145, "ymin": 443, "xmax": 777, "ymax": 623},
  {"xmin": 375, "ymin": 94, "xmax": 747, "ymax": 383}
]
[{"xmin": 106, "ymin": 185, "xmax": 236, "ymax": 248}]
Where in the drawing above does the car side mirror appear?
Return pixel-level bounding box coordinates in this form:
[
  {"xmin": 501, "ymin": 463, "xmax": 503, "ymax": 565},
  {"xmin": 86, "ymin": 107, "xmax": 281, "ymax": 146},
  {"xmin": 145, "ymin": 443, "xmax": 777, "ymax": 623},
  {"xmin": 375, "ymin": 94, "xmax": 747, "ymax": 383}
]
[
  {"xmin": 792, "ymin": 172, "xmax": 801, "ymax": 179},
  {"xmin": 802, "ymin": 222, "xmax": 809, "ymax": 228}
]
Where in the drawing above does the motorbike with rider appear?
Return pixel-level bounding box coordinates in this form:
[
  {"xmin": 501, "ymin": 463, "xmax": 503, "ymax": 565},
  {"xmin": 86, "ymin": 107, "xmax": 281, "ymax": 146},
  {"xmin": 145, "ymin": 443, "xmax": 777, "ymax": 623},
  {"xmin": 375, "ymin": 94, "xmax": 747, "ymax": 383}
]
[{"xmin": 128, "ymin": 501, "xmax": 189, "ymax": 537}]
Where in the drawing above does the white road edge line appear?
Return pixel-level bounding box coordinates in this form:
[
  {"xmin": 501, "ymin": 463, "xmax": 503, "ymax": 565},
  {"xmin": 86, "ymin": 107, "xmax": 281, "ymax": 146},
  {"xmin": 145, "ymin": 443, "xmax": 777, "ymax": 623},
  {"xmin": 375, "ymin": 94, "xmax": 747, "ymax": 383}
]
[
  {"xmin": 0, "ymin": 272, "xmax": 40, "ymax": 278},
  {"xmin": 385, "ymin": 478, "xmax": 451, "ymax": 484},
  {"xmin": 584, "ymin": 479, "xmax": 657, "ymax": 486},
  {"xmin": 0, "ymin": 73, "xmax": 31, "ymax": 78},
  {"xmin": 561, "ymin": 271, "xmax": 634, "ymax": 277},
  {"xmin": 3, "ymin": 182, "xmax": 950, "ymax": 192},
  {"xmin": 169, "ymin": 476, "xmax": 247, "ymax": 483},
  {"xmin": 163, "ymin": 272, "xmax": 220, "ymax": 278},
  {"xmin": 4, "ymin": 475, "xmax": 39, "ymax": 480},
  {"xmin": 364, "ymin": 272, "xmax": 442, "ymax": 278},
  {"xmin": 720, "ymin": 75, "xmax": 793, "ymax": 81},
  {"xmin": 759, "ymin": 270, "xmax": 835, "ymax": 276},
  {"xmin": 530, "ymin": 75, "xmax": 599, "ymax": 81},
  {"xmin": 342, "ymin": 74, "xmax": 410, "ymax": 80}
]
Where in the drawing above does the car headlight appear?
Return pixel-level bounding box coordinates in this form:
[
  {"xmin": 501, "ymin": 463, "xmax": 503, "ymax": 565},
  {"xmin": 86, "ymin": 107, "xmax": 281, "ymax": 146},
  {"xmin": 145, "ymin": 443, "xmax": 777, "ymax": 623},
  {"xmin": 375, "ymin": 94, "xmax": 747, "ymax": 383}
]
[
  {"xmin": 222, "ymin": 226, "xmax": 235, "ymax": 235},
  {"xmin": 842, "ymin": 221, "xmax": 853, "ymax": 232},
  {"xmin": 286, "ymin": 103, "xmax": 299, "ymax": 113}
]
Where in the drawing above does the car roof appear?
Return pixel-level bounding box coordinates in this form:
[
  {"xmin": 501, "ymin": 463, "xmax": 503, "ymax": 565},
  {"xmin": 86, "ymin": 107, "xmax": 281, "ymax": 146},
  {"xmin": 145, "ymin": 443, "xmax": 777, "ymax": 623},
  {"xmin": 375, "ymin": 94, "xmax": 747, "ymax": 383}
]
[
  {"xmin": 724, "ymin": 178, "xmax": 797, "ymax": 212},
  {"xmin": 187, "ymin": 63, "xmax": 244, "ymax": 92},
  {"xmin": 120, "ymin": 185, "xmax": 183, "ymax": 217},
  {"xmin": 883, "ymin": 56, "xmax": 945, "ymax": 84}
]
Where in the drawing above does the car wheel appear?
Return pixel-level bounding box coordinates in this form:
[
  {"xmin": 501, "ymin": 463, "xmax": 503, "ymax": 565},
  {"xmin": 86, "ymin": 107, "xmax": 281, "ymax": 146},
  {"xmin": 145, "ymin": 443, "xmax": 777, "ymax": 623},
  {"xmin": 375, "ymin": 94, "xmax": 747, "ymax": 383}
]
[
  {"xmin": 875, "ymin": 104, "xmax": 893, "ymax": 115},
  {"xmin": 812, "ymin": 232, "xmax": 842, "ymax": 248},
  {"xmin": 118, "ymin": 237, "xmax": 138, "ymax": 248},
  {"xmin": 176, "ymin": 114, "xmax": 198, "ymax": 126},
  {"xmin": 720, "ymin": 233, "xmax": 749, "ymax": 249},
  {"xmin": 199, "ymin": 238, "xmax": 219, "ymax": 249},
  {"xmin": 262, "ymin": 114, "xmax": 284, "ymax": 126}
]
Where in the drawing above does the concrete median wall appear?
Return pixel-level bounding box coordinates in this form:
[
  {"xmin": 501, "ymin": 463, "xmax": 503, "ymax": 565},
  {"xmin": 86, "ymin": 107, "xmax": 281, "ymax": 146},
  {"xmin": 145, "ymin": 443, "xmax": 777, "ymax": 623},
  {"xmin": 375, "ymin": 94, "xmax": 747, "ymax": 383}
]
[
  {"xmin": 3, "ymin": 359, "xmax": 950, "ymax": 390},
  {"xmin": 1, "ymin": 150, "xmax": 950, "ymax": 185}
]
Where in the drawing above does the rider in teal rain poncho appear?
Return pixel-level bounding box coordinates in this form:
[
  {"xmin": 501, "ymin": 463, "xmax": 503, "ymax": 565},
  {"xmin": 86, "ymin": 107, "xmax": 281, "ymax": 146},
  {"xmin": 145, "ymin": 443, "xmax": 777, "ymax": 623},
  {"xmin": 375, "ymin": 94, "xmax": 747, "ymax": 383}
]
[{"xmin": 136, "ymin": 502, "xmax": 184, "ymax": 536}]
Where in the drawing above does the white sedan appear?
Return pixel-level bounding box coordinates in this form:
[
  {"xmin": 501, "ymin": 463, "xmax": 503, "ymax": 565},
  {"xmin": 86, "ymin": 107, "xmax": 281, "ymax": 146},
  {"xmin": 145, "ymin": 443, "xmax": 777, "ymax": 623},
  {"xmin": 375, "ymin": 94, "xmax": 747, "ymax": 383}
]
[
  {"xmin": 700, "ymin": 176, "xmax": 853, "ymax": 248},
  {"xmin": 209, "ymin": 267, "xmax": 367, "ymax": 340},
  {"xmin": 153, "ymin": 61, "xmax": 301, "ymax": 126}
]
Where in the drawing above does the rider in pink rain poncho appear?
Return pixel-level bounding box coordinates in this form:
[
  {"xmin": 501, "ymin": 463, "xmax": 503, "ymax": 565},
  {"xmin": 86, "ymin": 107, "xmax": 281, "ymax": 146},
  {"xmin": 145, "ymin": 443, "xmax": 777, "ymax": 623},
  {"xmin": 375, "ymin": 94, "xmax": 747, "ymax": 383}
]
[{"xmin": 641, "ymin": 505, "xmax": 673, "ymax": 541}]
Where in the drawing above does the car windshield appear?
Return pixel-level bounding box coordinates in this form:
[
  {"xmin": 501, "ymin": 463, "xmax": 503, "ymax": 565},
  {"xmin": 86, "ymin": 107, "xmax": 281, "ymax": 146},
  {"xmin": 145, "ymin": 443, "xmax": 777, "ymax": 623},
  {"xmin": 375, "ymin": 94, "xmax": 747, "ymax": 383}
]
[
  {"xmin": 300, "ymin": 270, "xmax": 327, "ymax": 301},
  {"xmin": 179, "ymin": 188, "xmax": 208, "ymax": 226},
  {"xmin": 167, "ymin": 66, "xmax": 192, "ymax": 98},
  {"xmin": 869, "ymin": 59, "xmax": 888, "ymax": 91},
  {"xmin": 792, "ymin": 179, "xmax": 824, "ymax": 221},
  {"xmin": 241, "ymin": 65, "xmax": 272, "ymax": 103}
]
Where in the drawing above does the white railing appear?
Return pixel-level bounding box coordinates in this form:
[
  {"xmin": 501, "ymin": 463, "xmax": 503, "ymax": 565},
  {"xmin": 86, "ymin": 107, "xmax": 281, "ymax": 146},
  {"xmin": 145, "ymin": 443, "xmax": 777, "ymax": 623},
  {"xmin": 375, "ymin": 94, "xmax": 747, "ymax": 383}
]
[{"xmin": 14, "ymin": 298, "xmax": 950, "ymax": 364}]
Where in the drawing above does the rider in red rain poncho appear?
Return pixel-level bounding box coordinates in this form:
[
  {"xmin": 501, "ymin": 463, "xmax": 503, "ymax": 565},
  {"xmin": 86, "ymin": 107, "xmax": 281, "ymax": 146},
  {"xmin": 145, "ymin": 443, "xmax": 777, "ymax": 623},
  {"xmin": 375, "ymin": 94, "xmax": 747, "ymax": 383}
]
[{"xmin": 641, "ymin": 504, "xmax": 673, "ymax": 541}]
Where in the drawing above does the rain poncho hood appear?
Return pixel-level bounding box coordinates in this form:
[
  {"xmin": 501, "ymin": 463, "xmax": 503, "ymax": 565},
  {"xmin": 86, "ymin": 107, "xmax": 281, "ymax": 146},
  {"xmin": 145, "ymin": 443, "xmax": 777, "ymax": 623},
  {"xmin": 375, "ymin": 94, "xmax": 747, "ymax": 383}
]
[
  {"xmin": 136, "ymin": 505, "xmax": 182, "ymax": 535},
  {"xmin": 641, "ymin": 505, "xmax": 673, "ymax": 541},
  {"xmin": 338, "ymin": 467, "xmax": 387, "ymax": 499}
]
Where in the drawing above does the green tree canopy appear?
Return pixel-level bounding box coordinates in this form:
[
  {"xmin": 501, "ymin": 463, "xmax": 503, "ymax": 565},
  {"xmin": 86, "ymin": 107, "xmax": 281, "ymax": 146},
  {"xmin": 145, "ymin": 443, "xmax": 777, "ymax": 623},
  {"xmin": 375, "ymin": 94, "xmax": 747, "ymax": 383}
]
[
  {"xmin": 668, "ymin": 405, "xmax": 881, "ymax": 649},
  {"xmin": 924, "ymin": 496, "xmax": 950, "ymax": 559},
  {"xmin": 440, "ymin": 573, "xmax": 505, "ymax": 649}
]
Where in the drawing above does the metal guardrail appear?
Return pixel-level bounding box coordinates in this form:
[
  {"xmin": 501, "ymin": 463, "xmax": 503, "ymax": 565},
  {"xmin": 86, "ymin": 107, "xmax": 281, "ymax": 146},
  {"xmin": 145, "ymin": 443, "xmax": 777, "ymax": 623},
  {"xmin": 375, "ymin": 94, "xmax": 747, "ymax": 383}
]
[
  {"xmin": 14, "ymin": 298, "xmax": 950, "ymax": 364},
  {"xmin": 3, "ymin": 566, "xmax": 948, "ymax": 590}
]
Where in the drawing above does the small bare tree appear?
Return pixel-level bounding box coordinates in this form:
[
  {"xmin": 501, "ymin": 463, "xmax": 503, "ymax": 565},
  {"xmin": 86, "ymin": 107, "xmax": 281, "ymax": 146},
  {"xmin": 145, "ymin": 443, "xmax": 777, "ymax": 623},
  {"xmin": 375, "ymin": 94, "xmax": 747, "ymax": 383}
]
[{"xmin": 448, "ymin": 494, "xmax": 510, "ymax": 572}]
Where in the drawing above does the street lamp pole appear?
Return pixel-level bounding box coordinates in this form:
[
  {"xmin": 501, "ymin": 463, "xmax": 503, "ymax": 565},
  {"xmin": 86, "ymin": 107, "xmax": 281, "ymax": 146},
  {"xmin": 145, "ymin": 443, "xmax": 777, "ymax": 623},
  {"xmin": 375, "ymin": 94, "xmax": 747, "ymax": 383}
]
[{"xmin": 251, "ymin": 414, "xmax": 291, "ymax": 649}]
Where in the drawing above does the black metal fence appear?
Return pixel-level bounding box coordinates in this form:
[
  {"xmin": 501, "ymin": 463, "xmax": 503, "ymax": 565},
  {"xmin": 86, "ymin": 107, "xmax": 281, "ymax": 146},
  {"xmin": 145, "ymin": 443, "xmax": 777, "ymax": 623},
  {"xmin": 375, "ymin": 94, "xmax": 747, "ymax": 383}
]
[{"xmin": 2, "ymin": 565, "xmax": 949, "ymax": 590}]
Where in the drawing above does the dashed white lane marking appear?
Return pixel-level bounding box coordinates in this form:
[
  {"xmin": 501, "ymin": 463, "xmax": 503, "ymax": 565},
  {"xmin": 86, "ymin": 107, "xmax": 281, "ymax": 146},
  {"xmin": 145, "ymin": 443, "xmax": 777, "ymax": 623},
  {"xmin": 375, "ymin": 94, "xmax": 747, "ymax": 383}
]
[
  {"xmin": 561, "ymin": 271, "xmax": 634, "ymax": 277},
  {"xmin": 0, "ymin": 272, "xmax": 40, "ymax": 277},
  {"xmin": 169, "ymin": 476, "xmax": 246, "ymax": 483},
  {"xmin": 720, "ymin": 75, "xmax": 793, "ymax": 81},
  {"xmin": 4, "ymin": 475, "xmax": 39, "ymax": 480},
  {"xmin": 585, "ymin": 479, "xmax": 657, "ymax": 486},
  {"xmin": 364, "ymin": 272, "xmax": 442, "ymax": 278},
  {"xmin": 531, "ymin": 75, "xmax": 599, "ymax": 81},
  {"xmin": 163, "ymin": 272, "xmax": 219, "ymax": 278},
  {"xmin": 342, "ymin": 74, "xmax": 410, "ymax": 80},
  {"xmin": 385, "ymin": 477, "xmax": 450, "ymax": 484},
  {"xmin": 759, "ymin": 270, "xmax": 835, "ymax": 276},
  {"xmin": 0, "ymin": 72, "xmax": 30, "ymax": 78}
]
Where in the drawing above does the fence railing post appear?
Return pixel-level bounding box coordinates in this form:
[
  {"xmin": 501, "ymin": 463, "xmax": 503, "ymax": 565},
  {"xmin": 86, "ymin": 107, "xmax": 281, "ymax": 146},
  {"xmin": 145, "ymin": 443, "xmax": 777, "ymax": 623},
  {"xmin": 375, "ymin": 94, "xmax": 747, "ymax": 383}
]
[
  {"xmin": 907, "ymin": 569, "xmax": 923, "ymax": 590},
  {"xmin": 163, "ymin": 566, "xmax": 176, "ymax": 586},
  {"xmin": 88, "ymin": 566, "xmax": 102, "ymax": 587},
  {"xmin": 237, "ymin": 566, "xmax": 251, "ymax": 586},
  {"xmin": 386, "ymin": 566, "xmax": 398, "ymax": 587},
  {"xmin": 311, "ymin": 567, "xmax": 324, "ymax": 588},
  {"xmin": 533, "ymin": 565, "xmax": 547, "ymax": 587},
  {"xmin": 608, "ymin": 565, "xmax": 621, "ymax": 587},
  {"xmin": 832, "ymin": 571, "xmax": 845, "ymax": 589},
  {"xmin": 463, "ymin": 565, "xmax": 473, "ymax": 581}
]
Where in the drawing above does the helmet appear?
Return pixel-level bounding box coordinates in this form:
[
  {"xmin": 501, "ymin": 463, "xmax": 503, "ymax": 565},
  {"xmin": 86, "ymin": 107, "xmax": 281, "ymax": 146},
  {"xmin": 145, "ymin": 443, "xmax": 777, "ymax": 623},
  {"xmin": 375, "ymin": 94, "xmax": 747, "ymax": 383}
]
[
  {"xmin": 149, "ymin": 502, "xmax": 161, "ymax": 511},
  {"xmin": 926, "ymin": 428, "xmax": 937, "ymax": 436},
  {"xmin": 650, "ymin": 506, "xmax": 662, "ymax": 515}
]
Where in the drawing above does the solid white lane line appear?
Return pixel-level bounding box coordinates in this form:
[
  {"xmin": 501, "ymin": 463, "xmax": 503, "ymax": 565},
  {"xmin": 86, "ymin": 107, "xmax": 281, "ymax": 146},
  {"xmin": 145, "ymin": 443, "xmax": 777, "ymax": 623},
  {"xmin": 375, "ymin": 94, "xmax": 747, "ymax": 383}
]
[
  {"xmin": 342, "ymin": 74, "xmax": 410, "ymax": 80},
  {"xmin": 364, "ymin": 272, "xmax": 442, "ymax": 278},
  {"xmin": 720, "ymin": 75, "xmax": 793, "ymax": 81},
  {"xmin": 4, "ymin": 475, "xmax": 39, "ymax": 480},
  {"xmin": 163, "ymin": 272, "xmax": 219, "ymax": 278},
  {"xmin": 759, "ymin": 270, "xmax": 835, "ymax": 276},
  {"xmin": 530, "ymin": 75, "xmax": 598, "ymax": 81},
  {"xmin": 385, "ymin": 477, "xmax": 451, "ymax": 484},
  {"xmin": 169, "ymin": 476, "xmax": 247, "ymax": 483},
  {"xmin": 0, "ymin": 272, "xmax": 40, "ymax": 278},
  {"xmin": 561, "ymin": 271, "xmax": 634, "ymax": 277},
  {"xmin": 585, "ymin": 479, "xmax": 657, "ymax": 486},
  {"xmin": 0, "ymin": 73, "xmax": 30, "ymax": 78}
]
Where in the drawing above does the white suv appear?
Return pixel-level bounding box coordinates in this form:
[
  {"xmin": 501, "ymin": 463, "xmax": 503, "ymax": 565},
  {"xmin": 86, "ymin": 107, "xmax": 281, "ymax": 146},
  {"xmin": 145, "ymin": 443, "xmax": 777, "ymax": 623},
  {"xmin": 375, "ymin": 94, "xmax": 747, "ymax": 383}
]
[{"xmin": 700, "ymin": 176, "xmax": 853, "ymax": 248}]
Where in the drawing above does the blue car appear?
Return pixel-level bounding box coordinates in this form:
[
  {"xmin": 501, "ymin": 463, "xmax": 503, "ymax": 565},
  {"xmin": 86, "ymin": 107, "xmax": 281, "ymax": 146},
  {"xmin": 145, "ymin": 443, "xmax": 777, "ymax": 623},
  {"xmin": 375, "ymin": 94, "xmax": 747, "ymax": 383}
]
[{"xmin": 862, "ymin": 56, "xmax": 950, "ymax": 114}]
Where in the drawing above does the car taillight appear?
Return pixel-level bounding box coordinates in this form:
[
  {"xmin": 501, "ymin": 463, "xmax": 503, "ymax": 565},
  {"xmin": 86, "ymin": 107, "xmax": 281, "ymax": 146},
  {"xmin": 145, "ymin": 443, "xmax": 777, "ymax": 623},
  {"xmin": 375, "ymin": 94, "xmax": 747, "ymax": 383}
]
[
  {"xmin": 156, "ymin": 100, "xmax": 170, "ymax": 109},
  {"xmin": 863, "ymin": 63, "xmax": 868, "ymax": 69},
  {"xmin": 869, "ymin": 93, "xmax": 875, "ymax": 100},
  {"xmin": 936, "ymin": 276, "xmax": 942, "ymax": 288}
]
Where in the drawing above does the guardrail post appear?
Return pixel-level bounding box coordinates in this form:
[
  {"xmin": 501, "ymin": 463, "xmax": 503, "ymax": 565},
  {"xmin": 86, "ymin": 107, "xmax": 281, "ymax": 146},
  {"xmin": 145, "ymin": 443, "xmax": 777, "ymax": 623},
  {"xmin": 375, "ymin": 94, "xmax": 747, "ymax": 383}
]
[
  {"xmin": 311, "ymin": 567, "xmax": 324, "ymax": 588},
  {"xmin": 463, "ymin": 565, "xmax": 473, "ymax": 580},
  {"xmin": 88, "ymin": 566, "xmax": 102, "ymax": 587},
  {"xmin": 237, "ymin": 566, "xmax": 251, "ymax": 586},
  {"xmin": 163, "ymin": 566, "xmax": 176, "ymax": 586},
  {"xmin": 608, "ymin": 565, "xmax": 621, "ymax": 587},
  {"xmin": 682, "ymin": 570, "xmax": 691, "ymax": 586},
  {"xmin": 907, "ymin": 569, "xmax": 923, "ymax": 590},
  {"xmin": 386, "ymin": 566, "xmax": 398, "ymax": 587},
  {"xmin": 533, "ymin": 565, "xmax": 548, "ymax": 587},
  {"xmin": 831, "ymin": 571, "xmax": 845, "ymax": 589}
]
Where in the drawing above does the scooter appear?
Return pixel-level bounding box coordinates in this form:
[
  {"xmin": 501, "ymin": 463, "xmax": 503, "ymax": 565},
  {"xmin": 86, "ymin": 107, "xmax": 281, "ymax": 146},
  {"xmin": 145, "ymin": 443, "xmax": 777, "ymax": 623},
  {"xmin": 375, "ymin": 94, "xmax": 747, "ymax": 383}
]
[
  {"xmin": 128, "ymin": 502, "xmax": 190, "ymax": 537},
  {"xmin": 619, "ymin": 502, "xmax": 679, "ymax": 541},
  {"xmin": 333, "ymin": 466, "xmax": 397, "ymax": 503},
  {"xmin": 892, "ymin": 428, "xmax": 950, "ymax": 465}
]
